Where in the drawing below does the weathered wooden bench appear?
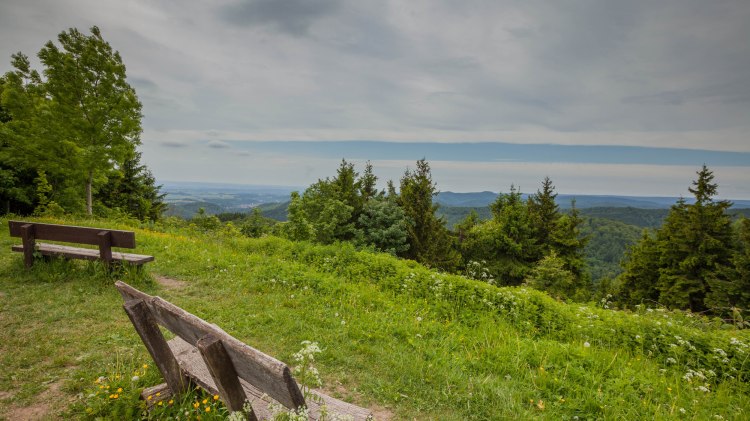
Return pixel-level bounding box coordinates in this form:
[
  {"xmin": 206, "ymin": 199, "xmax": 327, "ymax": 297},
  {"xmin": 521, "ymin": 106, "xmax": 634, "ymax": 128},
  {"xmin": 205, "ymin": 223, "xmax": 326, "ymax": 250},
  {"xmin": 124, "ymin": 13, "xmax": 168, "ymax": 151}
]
[
  {"xmin": 8, "ymin": 220, "xmax": 154, "ymax": 268},
  {"xmin": 115, "ymin": 281, "xmax": 372, "ymax": 420}
]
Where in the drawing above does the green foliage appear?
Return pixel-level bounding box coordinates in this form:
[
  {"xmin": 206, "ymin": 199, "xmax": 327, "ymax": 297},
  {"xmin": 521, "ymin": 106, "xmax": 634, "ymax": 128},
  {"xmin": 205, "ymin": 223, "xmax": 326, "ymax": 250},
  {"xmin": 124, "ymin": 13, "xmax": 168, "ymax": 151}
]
[
  {"xmin": 617, "ymin": 230, "xmax": 661, "ymax": 305},
  {"xmin": 97, "ymin": 151, "xmax": 166, "ymax": 222},
  {"xmin": 398, "ymin": 159, "xmax": 459, "ymax": 271},
  {"xmin": 0, "ymin": 26, "xmax": 160, "ymax": 221},
  {"xmin": 240, "ymin": 208, "xmax": 277, "ymax": 238},
  {"xmin": 706, "ymin": 218, "xmax": 750, "ymax": 315},
  {"xmin": 462, "ymin": 186, "xmax": 538, "ymax": 286},
  {"xmin": 581, "ymin": 216, "xmax": 642, "ymax": 282},
  {"xmin": 528, "ymin": 176, "xmax": 560, "ymax": 255},
  {"xmin": 525, "ymin": 252, "xmax": 579, "ymax": 300},
  {"xmin": 461, "ymin": 180, "xmax": 589, "ymax": 299},
  {"xmin": 355, "ymin": 196, "xmax": 409, "ymax": 255},
  {"xmin": 618, "ymin": 166, "xmax": 740, "ymax": 315},
  {"xmin": 38, "ymin": 26, "xmax": 143, "ymax": 215},
  {"xmin": 189, "ymin": 207, "xmax": 223, "ymax": 233}
]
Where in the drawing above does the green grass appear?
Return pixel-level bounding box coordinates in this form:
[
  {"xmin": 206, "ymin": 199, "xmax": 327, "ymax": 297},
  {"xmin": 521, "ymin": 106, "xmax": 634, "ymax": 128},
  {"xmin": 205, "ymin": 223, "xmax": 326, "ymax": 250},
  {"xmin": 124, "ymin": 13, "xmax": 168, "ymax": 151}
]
[{"xmin": 1, "ymin": 215, "xmax": 749, "ymax": 420}]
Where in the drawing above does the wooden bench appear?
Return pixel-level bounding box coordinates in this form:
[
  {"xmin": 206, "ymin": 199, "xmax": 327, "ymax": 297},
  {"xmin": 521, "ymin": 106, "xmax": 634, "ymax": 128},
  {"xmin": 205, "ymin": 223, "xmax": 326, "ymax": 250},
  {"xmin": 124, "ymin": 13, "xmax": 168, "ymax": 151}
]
[
  {"xmin": 115, "ymin": 281, "xmax": 372, "ymax": 420},
  {"xmin": 8, "ymin": 220, "xmax": 154, "ymax": 268}
]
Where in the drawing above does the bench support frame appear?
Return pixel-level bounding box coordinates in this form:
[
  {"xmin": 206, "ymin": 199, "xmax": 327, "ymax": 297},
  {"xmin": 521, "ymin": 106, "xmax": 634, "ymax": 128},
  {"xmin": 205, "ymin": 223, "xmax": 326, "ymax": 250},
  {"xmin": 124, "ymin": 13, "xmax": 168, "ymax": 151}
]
[{"xmin": 123, "ymin": 299, "xmax": 191, "ymax": 395}]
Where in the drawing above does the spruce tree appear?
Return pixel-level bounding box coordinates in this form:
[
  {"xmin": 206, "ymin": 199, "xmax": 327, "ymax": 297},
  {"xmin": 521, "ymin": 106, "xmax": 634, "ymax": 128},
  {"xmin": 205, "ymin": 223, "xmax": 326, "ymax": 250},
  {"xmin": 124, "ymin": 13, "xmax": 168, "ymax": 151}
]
[
  {"xmin": 618, "ymin": 230, "xmax": 661, "ymax": 305},
  {"xmin": 619, "ymin": 166, "xmax": 735, "ymax": 313},
  {"xmin": 398, "ymin": 159, "xmax": 460, "ymax": 271},
  {"xmin": 528, "ymin": 176, "xmax": 560, "ymax": 257},
  {"xmin": 463, "ymin": 186, "xmax": 538, "ymax": 285},
  {"xmin": 657, "ymin": 166, "xmax": 733, "ymax": 312},
  {"xmin": 705, "ymin": 217, "xmax": 750, "ymax": 314}
]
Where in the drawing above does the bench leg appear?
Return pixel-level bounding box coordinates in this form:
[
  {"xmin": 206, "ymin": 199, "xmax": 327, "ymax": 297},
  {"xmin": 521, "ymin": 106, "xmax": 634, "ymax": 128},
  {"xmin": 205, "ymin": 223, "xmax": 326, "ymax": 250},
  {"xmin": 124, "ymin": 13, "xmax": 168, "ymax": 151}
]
[
  {"xmin": 98, "ymin": 231, "xmax": 113, "ymax": 267},
  {"xmin": 123, "ymin": 299, "xmax": 190, "ymax": 396},
  {"xmin": 197, "ymin": 333, "xmax": 258, "ymax": 420},
  {"xmin": 20, "ymin": 224, "xmax": 36, "ymax": 268}
]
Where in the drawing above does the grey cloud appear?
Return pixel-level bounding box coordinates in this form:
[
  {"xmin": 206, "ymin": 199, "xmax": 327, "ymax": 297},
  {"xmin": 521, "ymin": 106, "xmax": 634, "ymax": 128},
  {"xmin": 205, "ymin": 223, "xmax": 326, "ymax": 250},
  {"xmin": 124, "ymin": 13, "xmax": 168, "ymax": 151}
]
[
  {"xmin": 161, "ymin": 140, "xmax": 190, "ymax": 148},
  {"xmin": 208, "ymin": 140, "xmax": 231, "ymax": 149},
  {"xmin": 220, "ymin": 0, "xmax": 341, "ymax": 36}
]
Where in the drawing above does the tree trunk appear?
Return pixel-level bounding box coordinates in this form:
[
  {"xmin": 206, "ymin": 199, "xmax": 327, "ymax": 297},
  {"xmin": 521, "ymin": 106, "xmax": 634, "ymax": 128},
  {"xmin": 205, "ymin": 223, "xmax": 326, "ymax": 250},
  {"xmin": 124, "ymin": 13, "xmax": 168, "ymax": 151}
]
[{"xmin": 86, "ymin": 170, "xmax": 93, "ymax": 215}]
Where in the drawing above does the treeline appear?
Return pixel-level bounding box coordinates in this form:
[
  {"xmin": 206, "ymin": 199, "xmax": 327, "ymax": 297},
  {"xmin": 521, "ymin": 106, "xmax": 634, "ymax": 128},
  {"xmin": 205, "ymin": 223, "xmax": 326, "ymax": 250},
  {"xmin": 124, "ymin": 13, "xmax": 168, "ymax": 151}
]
[
  {"xmin": 234, "ymin": 159, "xmax": 591, "ymax": 301},
  {"xmin": 0, "ymin": 26, "xmax": 164, "ymax": 221}
]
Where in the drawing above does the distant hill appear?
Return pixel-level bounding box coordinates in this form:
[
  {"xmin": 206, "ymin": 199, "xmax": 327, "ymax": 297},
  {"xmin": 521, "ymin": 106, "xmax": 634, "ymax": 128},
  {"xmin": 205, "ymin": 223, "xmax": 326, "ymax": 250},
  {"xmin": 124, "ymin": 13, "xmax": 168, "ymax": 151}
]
[
  {"xmin": 434, "ymin": 192, "xmax": 750, "ymax": 209},
  {"xmin": 160, "ymin": 182, "xmax": 750, "ymax": 220}
]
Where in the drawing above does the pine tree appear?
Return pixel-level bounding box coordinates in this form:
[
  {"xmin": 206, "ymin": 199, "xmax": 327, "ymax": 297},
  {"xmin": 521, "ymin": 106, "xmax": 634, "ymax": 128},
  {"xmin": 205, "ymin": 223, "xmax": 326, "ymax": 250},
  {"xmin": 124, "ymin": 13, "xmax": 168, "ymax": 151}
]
[
  {"xmin": 464, "ymin": 186, "xmax": 538, "ymax": 285},
  {"xmin": 617, "ymin": 230, "xmax": 661, "ymax": 305},
  {"xmin": 705, "ymin": 218, "xmax": 750, "ymax": 314},
  {"xmin": 528, "ymin": 176, "xmax": 560, "ymax": 257},
  {"xmin": 619, "ymin": 166, "xmax": 735, "ymax": 312},
  {"xmin": 551, "ymin": 201, "xmax": 591, "ymax": 297},
  {"xmin": 656, "ymin": 166, "xmax": 734, "ymax": 312},
  {"xmin": 398, "ymin": 159, "xmax": 460, "ymax": 271},
  {"xmin": 97, "ymin": 151, "xmax": 165, "ymax": 221}
]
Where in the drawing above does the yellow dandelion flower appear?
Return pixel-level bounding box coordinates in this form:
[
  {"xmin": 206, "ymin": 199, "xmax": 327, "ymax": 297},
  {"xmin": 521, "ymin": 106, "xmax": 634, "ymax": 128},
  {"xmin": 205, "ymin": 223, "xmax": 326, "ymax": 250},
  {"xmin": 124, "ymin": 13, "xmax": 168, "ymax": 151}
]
[
  {"xmin": 156, "ymin": 392, "xmax": 161, "ymax": 397},
  {"xmin": 158, "ymin": 401, "xmax": 163, "ymax": 406},
  {"xmin": 113, "ymin": 394, "xmax": 119, "ymax": 399},
  {"xmin": 117, "ymin": 388, "xmax": 123, "ymax": 393},
  {"xmin": 99, "ymin": 385, "xmax": 104, "ymax": 389},
  {"xmin": 202, "ymin": 398, "xmax": 208, "ymax": 404},
  {"xmin": 193, "ymin": 402, "xmax": 200, "ymax": 409},
  {"xmin": 147, "ymin": 395, "xmax": 153, "ymax": 400},
  {"xmin": 143, "ymin": 364, "xmax": 149, "ymax": 369},
  {"xmin": 168, "ymin": 399, "xmax": 174, "ymax": 405},
  {"xmin": 213, "ymin": 394, "xmax": 219, "ymax": 400},
  {"xmin": 205, "ymin": 407, "xmax": 211, "ymax": 412},
  {"xmin": 536, "ymin": 400, "xmax": 545, "ymax": 410}
]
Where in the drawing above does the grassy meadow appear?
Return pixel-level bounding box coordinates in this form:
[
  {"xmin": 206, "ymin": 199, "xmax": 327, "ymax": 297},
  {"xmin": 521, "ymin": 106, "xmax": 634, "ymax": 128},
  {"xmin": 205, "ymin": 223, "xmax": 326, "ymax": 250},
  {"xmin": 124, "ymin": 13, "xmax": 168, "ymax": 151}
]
[{"xmin": 0, "ymin": 216, "xmax": 749, "ymax": 420}]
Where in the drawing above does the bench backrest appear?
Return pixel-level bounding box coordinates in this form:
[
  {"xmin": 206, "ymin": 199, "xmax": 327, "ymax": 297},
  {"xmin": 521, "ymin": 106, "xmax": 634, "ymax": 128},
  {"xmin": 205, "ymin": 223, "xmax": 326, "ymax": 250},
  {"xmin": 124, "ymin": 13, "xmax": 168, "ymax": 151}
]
[
  {"xmin": 115, "ymin": 281, "xmax": 305, "ymax": 410},
  {"xmin": 9, "ymin": 221, "xmax": 136, "ymax": 248}
]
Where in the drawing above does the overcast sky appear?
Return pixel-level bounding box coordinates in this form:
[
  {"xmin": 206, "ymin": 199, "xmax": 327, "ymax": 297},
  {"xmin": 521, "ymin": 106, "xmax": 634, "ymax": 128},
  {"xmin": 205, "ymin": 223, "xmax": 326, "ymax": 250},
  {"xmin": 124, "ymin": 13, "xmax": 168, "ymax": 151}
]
[{"xmin": 2, "ymin": 0, "xmax": 749, "ymax": 197}]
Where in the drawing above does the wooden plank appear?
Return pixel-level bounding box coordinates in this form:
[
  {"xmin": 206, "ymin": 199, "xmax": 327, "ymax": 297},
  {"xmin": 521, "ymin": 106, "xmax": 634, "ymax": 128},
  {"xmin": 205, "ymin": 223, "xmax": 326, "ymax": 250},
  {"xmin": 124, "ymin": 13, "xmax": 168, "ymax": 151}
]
[
  {"xmin": 123, "ymin": 299, "xmax": 191, "ymax": 395},
  {"xmin": 98, "ymin": 231, "xmax": 113, "ymax": 265},
  {"xmin": 12, "ymin": 244, "xmax": 154, "ymax": 264},
  {"xmin": 169, "ymin": 337, "xmax": 372, "ymax": 420},
  {"xmin": 20, "ymin": 223, "xmax": 35, "ymax": 268},
  {"xmin": 197, "ymin": 334, "xmax": 257, "ymax": 420},
  {"xmin": 8, "ymin": 220, "xmax": 136, "ymax": 248},
  {"xmin": 115, "ymin": 281, "xmax": 304, "ymax": 409},
  {"xmin": 140, "ymin": 383, "xmax": 172, "ymax": 406}
]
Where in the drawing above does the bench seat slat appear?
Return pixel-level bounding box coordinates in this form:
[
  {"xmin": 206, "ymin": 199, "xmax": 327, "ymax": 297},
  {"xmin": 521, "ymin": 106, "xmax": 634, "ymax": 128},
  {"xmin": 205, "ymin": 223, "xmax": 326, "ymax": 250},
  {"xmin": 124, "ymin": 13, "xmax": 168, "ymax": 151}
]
[
  {"xmin": 12, "ymin": 243, "xmax": 154, "ymax": 264},
  {"xmin": 168, "ymin": 337, "xmax": 372, "ymax": 420}
]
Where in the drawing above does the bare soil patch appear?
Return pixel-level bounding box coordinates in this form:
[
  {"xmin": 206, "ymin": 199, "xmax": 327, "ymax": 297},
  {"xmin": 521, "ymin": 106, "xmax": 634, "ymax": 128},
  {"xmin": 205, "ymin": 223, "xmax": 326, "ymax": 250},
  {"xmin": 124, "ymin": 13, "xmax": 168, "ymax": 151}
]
[
  {"xmin": 321, "ymin": 382, "xmax": 393, "ymax": 420},
  {"xmin": 155, "ymin": 275, "xmax": 187, "ymax": 290},
  {"xmin": 5, "ymin": 381, "xmax": 67, "ymax": 421}
]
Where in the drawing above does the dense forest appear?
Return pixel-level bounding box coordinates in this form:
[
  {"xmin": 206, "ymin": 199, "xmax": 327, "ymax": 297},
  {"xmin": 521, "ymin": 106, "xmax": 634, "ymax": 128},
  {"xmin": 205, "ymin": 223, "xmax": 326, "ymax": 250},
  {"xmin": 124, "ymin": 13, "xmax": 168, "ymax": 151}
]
[{"xmin": 2, "ymin": 26, "xmax": 748, "ymax": 322}]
